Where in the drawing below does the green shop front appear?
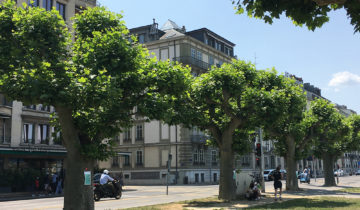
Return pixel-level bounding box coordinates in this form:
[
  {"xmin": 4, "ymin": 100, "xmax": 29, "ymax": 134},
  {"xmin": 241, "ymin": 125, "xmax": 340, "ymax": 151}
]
[{"xmin": 0, "ymin": 148, "xmax": 66, "ymax": 193}]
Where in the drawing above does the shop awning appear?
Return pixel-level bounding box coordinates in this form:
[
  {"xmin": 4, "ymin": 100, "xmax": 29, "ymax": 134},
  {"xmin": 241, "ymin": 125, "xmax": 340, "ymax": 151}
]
[
  {"xmin": 0, "ymin": 148, "xmax": 67, "ymax": 157},
  {"xmin": 0, "ymin": 113, "xmax": 11, "ymax": 119},
  {"xmin": 117, "ymin": 152, "xmax": 132, "ymax": 156}
]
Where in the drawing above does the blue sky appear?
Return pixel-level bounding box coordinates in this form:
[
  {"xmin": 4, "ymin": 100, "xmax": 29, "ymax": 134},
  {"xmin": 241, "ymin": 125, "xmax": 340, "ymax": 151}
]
[{"xmin": 98, "ymin": 0, "xmax": 360, "ymax": 113}]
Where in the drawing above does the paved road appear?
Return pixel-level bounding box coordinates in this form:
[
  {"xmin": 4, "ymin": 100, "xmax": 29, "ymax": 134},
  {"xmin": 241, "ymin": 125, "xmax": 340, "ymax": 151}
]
[
  {"xmin": 2, "ymin": 175, "xmax": 360, "ymax": 210},
  {"xmin": 0, "ymin": 185, "xmax": 219, "ymax": 210}
]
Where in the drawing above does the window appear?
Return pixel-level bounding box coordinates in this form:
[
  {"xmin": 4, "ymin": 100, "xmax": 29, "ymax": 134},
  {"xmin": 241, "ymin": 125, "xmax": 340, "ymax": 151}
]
[
  {"xmin": 215, "ymin": 41, "xmax": 221, "ymax": 51},
  {"xmin": 56, "ymin": 2, "xmax": 66, "ymax": 20},
  {"xmin": 124, "ymin": 155, "xmax": 130, "ymax": 166},
  {"xmin": 136, "ymin": 151, "xmax": 143, "ymax": 165},
  {"xmin": 38, "ymin": 104, "xmax": 50, "ymax": 112},
  {"xmin": 43, "ymin": 0, "xmax": 52, "ymax": 11},
  {"xmin": 191, "ymin": 48, "xmax": 196, "ymax": 58},
  {"xmin": 135, "ymin": 124, "xmax": 143, "ymax": 141},
  {"xmin": 193, "ymin": 149, "xmax": 198, "ymax": 163},
  {"xmin": 138, "ymin": 34, "xmax": 145, "ymax": 44},
  {"xmin": 0, "ymin": 94, "xmax": 12, "ymax": 106},
  {"xmin": 38, "ymin": 124, "xmax": 49, "ymax": 144},
  {"xmin": 123, "ymin": 128, "xmax": 131, "ymax": 141},
  {"xmin": 112, "ymin": 157, "xmax": 119, "ymax": 167},
  {"xmin": 208, "ymin": 56, "xmax": 214, "ymax": 65},
  {"xmin": 28, "ymin": 0, "xmax": 40, "ymax": 7},
  {"xmin": 25, "ymin": 105, "xmax": 36, "ymax": 110},
  {"xmin": 199, "ymin": 149, "xmax": 204, "ymax": 163},
  {"xmin": 196, "ymin": 51, "xmax": 202, "ymax": 61},
  {"xmin": 23, "ymin": 123, "xmax": 34, "ymax": 143},
  {"xmin": 242, "ymin": 156, "xmax": 251, "ymax": 167},
  {"xmin": 211, "ymin": 150, "xmax": 217, "ymax": 163},
  {"xmin": 193, "ymin": 149, "xmax": 204, "ymax": 164}
]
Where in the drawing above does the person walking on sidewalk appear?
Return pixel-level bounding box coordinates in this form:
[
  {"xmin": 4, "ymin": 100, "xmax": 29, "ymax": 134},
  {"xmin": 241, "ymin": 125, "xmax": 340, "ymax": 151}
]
[{"xmin": 273, "ymin": 166, "xmax": 283, "ymax": 201}]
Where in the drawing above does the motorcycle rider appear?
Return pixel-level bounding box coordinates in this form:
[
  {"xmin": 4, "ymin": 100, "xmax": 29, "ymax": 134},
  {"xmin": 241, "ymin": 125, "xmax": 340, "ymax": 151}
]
[{"xmin": 100, "ymin": 169, "xmax": 115, "ymax": 194}]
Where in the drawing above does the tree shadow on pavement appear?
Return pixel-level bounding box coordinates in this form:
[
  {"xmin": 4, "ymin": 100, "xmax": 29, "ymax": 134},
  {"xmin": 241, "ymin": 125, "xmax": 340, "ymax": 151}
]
[
  {"xmin": 246, "ymin": 198, "xmax": 356, "ymax": 209},
  {"xmin": 285, "ymin": 187, "xmax": 349, "ymax": 196},
  {"xmin": 181, "ymin": 196, "xmax": 276, "ymax": 209}
]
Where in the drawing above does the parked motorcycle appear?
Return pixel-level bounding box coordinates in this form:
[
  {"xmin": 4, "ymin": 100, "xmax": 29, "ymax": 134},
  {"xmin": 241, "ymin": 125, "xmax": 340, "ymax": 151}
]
[{"xmin": 93, "ymin": 179, "xmax": 122, "ymax": 201}]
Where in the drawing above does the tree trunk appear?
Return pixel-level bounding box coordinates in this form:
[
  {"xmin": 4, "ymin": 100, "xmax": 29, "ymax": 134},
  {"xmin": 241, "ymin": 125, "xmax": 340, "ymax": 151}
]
[
  {"xmin": 218, "ymin": 132, "xmax": 235, "ymax": 200},
  {"xmin": 56, "ymin": 106, "xmax": 95, "ymax": 210},
  {"xmin": 323, "ymin": 153, "xmax": 336, "ymax": 186},
  {"xmin": 285, "ymin": 137, "xmax": 299, "ymax": 191}
]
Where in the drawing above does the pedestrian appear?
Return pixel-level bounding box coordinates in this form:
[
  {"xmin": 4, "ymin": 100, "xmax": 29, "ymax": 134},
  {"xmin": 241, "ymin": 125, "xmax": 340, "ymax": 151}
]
[
  {"xmin": 44, "ymin": 174, "xmax": 51, "ymax": 195},
  {"xmin": 273, "ymin": 166, "xmax": 283, "ymax": 201},
  {"xmin": 35, "ymin": 177, "xmax": 40, "ymax": 192},
  {"xmin": 55, "ymin": 177, "xmax": 63, "ymax": 195},
  {"xmin": 51, "ymin": 173, "xmax": 58, "ymax": 194}
]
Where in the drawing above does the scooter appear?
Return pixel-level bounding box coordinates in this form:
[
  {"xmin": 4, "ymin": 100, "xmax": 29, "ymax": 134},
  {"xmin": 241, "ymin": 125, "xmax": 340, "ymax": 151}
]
[
  {"xmin": 93, "ymin": 179, "xmax": 122, "ymax": 201},
  {"xmin": 299, "ymin": 172, "xmax": 310, "ymax": 184}
]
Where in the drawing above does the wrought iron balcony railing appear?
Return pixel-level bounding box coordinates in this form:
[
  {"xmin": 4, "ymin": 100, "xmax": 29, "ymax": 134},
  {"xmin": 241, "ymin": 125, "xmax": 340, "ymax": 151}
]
[
  {"xmin": 173, "ymin": 56, "xmax": 210, "ymax": 71},
  {"xmin": 0, "ymin": 136, "xmax": 11, "ymax": 144},
  {"xmin": 190, "ymin": 135, "xmax": 207, "ymax": 144}
]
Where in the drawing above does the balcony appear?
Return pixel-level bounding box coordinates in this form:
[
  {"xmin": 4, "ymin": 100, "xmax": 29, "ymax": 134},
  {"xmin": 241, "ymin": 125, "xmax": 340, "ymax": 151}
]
[
  {"xmin": 78, "ymin": 0, "xmax": 96, "ymax": 6},
  {"xmin": 173, "ymin": 56, "xmax": 210, "ymax": 71},
  {"xmin": 0, "ymin": 136, "xmax": 11, "ymax": 144},
  {"xmin": 190, "ymin": 135, "xmax": 207, "ymax": 144}
]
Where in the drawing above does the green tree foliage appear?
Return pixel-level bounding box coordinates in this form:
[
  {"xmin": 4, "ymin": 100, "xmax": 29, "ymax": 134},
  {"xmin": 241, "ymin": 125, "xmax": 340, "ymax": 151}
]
[
  {"xmin": 345, "ymin": 114, "xmax": 360, "ymax": 151},
  {"xmin": 233, "ymin": 0, "xmax": 360, "ymax": 33},
  {"xmin": 310, "ymin": 99, "xmax": 350, "ymax": 186},
  {"xmin": 181, "ymin": 60, "xmax": 302, "ymax": 200},
  {"xmin": 263, "ymin": 77, "xmax": 309, "ymax": 191},
  {"xmin": 0, "ymin": 1, "xmax": 192, "ymax": 209}
]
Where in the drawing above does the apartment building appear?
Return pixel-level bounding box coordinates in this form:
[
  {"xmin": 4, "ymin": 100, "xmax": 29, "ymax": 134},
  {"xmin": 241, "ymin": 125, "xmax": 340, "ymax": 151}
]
[
  {"xmin": 0, "ymin": 0, "xmax": 96, "ymax": 184},
  {"xmin": 284, "ymin": 73, "xmax": 359, "ymax": 177},
  {"xmin": 97, "ymin": 19, "xmax": 236, "ymax": 185}
]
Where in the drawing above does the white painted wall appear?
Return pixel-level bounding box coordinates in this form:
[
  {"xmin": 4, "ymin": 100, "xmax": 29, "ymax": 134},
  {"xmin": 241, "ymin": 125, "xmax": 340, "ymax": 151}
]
[
  {"xmin": 145, "ymin": 147, "xmax": 159, "ymax": 167},
  {"xmin": 144, "ymin": 120, "xmax": 160, "ymax": 143},
  {"xmin": 10, "ymin": 101, "xmax": 23, "ymax": 147},
  {"xmin": 161, "ymin": 123, "xmax": 169, "ymax": 140}
]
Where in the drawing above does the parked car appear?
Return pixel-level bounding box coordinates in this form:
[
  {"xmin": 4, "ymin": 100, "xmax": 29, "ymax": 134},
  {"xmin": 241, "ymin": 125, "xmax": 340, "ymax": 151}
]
[
  {"xmin": 263, "ymin": 169, "xmax": 275, "ymax": 181},
  {"xmin": 355, "ymin": 170, "xmax": 360, "ymax": 175},
  {"xmin": 334, "ymin": 169, "xmax": 344, "ymax": 177}
]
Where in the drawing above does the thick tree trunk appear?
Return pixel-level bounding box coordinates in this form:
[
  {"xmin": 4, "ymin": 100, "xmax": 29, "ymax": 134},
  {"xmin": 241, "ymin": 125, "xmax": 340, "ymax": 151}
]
[
  {"xmin": 218, "ymin": 132, "xmax": 235, "ymax": 200},
  {"xmin": 323, "ymin": 153, "xmax": 336, "ymax": 186},
  {"xmin": 285, "ymin": 137, "xmax": 299, "ymax": 191},
  {"xmin": 56, "ymin": 106, "xmax": 95, "ymax": 210}
]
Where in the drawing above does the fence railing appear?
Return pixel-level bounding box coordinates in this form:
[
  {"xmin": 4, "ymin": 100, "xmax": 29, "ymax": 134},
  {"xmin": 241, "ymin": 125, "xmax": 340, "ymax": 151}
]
[{"xmin": 173, "ymin": 56, "xmax": 210, "ymax": 71}]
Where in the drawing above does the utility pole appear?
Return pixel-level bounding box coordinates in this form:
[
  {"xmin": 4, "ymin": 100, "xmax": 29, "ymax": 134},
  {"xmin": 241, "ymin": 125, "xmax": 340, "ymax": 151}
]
[
  {"xmin": 259, "ymin": 128, "xmax": 265, "ymax": 193},
  {"xmin": 175, "ymin": 125, "xmax": 178, "ymax": 184},
  {"xmin": 314, "ymin": 158, "xmax": 317, "ymax": 182},
  {"xmin": 166, "ymin": 153, "xmax": 172, "ymax": 195}
]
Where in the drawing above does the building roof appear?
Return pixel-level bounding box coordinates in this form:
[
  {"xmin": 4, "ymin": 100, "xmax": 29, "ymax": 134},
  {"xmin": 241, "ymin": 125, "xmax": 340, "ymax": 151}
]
[
  {"xmin": 186, "ymin": 28, "xmax": 235, "ymax": 47},
  {"xmin": 160, "ymin": 28, "xmax": 185, "ymax": 40},
  {"xmin": 161, "ymin": 19, "xmax": 181, "ymax": 31}
]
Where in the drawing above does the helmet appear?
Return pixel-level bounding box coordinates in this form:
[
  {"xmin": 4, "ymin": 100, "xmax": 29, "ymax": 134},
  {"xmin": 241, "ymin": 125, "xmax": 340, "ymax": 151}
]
[{"xmin": 103, "ymin": 169, "xmax": 109, "ymax": 174}]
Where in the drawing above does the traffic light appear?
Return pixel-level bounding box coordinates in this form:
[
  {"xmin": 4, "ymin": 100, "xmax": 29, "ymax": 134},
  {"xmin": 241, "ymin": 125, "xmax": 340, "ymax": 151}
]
[
  {"xmin": 256, "ymin": 157, "xmax": 260, "ymax": 167},
  {"xmin": 256, "ymin": 143, "xmax": 261, "ymax": 156}
]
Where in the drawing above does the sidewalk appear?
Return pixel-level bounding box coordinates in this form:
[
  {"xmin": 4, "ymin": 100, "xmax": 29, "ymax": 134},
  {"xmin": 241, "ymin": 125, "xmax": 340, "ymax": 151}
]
[{"xmin": 0, "ymin": 192, "xmax": 63, "ymax": 202}]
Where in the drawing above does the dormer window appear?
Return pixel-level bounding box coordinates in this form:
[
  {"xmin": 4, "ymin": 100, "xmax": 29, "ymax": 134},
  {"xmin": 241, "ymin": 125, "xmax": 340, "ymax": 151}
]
[{"xmin": 138, "ymin": 34, "xmax": 145, "ymax": 44}]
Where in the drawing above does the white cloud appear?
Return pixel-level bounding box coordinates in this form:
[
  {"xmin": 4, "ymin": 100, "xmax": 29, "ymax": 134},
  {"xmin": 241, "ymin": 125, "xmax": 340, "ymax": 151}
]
[{"xmin": 328, "ymin": 71, "xmax": 360, "ymax": 87}]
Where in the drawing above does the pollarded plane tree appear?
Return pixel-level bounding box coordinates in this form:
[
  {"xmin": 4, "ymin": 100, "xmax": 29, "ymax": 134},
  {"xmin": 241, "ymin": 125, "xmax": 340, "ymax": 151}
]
[
  {"xmin": 0, "ymin": 1, "xmax": 192, "ymax": 209},
  {"xmin": 233, "ymin": 0, "xmax": 360, "ymax": 33},
  {"xmin": 182, "ymin": 60, "xmax": 303, "ymax": 200}
]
